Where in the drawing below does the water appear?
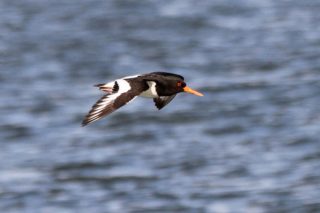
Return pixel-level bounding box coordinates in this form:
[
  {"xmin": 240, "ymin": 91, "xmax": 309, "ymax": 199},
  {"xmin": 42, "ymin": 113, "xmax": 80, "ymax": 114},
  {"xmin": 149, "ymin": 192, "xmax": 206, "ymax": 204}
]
[{"xmin": 1, "ymin": 0, "xmax": 320, "ymax": 212}]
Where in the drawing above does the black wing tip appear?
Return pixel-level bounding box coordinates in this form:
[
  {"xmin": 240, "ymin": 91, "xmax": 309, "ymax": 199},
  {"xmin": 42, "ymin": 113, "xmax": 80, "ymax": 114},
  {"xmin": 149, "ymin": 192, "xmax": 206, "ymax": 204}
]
[
  {"xmin": 81, "ymin": 117, "xmax": 91, "ymax": 126},
  {"xmin": 81, "ymin": 120, "xmax": 88, "ymax": 127},
  {"xmin": 154, "ymin": 101, "xmax": 164, "ymax": 110},
  {"xmin": 156, "ymin": 105, "xmax": 164, "ymax": 110},
  {"xmin": 81, "ymin": 110, "xmax": 104, "ymax": 127},
  {"xmin": 82, "ymin": 116, "xmax": 101, "ymax": 126}
]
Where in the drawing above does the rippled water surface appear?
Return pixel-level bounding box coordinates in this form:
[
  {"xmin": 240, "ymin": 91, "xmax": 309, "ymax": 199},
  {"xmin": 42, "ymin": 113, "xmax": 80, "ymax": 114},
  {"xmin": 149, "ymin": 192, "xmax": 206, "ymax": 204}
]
[{"xmin": 1, "ymin": 0, "xmax": 320, "ymax": 212}]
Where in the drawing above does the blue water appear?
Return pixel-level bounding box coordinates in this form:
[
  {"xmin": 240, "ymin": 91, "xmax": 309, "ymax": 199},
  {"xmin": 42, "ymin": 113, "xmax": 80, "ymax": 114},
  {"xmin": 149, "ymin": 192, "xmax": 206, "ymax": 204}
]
[{"xmin": 1, "ymin": 0, "xmax": 320, "ymax": 212}]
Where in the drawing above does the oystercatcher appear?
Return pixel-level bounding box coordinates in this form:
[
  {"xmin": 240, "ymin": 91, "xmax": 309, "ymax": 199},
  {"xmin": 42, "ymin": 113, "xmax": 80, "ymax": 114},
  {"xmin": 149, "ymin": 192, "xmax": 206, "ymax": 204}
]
[{"xmin": 82, "ymin": 72, "xmax": 203, "ymax": 126}]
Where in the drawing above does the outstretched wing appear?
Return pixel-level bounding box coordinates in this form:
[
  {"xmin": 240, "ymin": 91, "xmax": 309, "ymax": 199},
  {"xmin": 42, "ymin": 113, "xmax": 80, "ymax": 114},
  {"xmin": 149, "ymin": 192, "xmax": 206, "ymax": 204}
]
[
  {"xmin": 82, "ymin": 79, "xmax": 144, "ymax": 126},
  {"xmin": 82, "ymin": 92, "xmax": 137, "ymax": 126},
  {"xmin": 153, "ymin": 95, "xmax": 176, "ymax": 110}
]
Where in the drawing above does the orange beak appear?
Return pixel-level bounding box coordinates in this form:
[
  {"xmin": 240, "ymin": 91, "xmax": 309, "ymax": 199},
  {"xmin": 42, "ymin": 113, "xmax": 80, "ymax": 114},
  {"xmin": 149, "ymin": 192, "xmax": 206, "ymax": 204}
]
[{"xmin": 183, "ymin": 86, "xmax": 204, "ymax": 96}]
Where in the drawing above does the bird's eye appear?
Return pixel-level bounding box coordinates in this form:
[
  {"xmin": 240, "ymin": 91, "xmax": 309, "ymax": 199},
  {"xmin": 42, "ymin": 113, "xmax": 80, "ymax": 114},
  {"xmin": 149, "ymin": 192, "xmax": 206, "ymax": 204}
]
[{"xmin": 177, "ymin": 82, "xmax": 182, "ymax": 87}]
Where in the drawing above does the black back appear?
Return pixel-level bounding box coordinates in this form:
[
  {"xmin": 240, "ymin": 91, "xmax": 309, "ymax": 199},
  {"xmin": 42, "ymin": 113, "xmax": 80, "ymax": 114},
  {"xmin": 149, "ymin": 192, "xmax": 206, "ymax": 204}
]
[{"xmin": 148, "ymin": 72, "xmax": 184, "ymax": 80}]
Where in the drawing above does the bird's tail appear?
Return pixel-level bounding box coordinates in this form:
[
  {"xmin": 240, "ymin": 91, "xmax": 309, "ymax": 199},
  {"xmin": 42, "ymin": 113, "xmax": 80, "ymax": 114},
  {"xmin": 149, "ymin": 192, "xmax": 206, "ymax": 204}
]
[{"xmin": 94, "ymin": 81, "xmax": 116, "ymax": 94}]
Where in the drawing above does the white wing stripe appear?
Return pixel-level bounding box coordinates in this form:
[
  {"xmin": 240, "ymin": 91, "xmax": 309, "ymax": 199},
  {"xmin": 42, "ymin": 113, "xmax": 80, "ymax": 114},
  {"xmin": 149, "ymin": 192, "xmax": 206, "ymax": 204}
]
[
  {"xmin": 89, "ymin": 94, "xmax": 117, "ymax": 116},
  {"xmin": 87, "ymin": 80, "xmax": 132, "ymax": 117},
  {"xmin": 82, "ymin": 79, "xmax": 135, "ymax": 126},
  {"xmin": 116, "ymin": 79, "xmax": 131, "ymax": 93}
]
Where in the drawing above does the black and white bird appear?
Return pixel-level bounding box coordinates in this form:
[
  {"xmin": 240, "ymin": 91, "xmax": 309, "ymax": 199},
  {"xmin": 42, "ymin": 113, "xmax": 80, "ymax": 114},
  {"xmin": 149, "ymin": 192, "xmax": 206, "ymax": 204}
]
[{"xmin": 82, "ymin": 72, "xmax": 203, "ymax": 126}]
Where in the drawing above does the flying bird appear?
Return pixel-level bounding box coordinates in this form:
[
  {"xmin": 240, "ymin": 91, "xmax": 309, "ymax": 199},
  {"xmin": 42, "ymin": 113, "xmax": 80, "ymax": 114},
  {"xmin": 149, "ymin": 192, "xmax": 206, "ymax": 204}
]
[{"xmin": 82, "ymin": 72, "xmax": 203, "ymax": 126}]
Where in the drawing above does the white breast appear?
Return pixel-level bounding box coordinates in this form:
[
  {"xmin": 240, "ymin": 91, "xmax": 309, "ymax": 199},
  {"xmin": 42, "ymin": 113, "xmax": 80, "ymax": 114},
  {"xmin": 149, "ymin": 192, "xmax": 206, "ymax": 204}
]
[{"xmin": 139, "ymin": 81, "xmax": 158, "ymax": 98}]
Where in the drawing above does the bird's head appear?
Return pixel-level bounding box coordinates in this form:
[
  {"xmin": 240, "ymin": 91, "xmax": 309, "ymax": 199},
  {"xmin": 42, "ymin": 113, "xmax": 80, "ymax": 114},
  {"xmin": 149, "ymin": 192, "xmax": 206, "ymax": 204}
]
[{"xmin": 175, "ymin": 80, "xmax": 203, "ymax": 96}]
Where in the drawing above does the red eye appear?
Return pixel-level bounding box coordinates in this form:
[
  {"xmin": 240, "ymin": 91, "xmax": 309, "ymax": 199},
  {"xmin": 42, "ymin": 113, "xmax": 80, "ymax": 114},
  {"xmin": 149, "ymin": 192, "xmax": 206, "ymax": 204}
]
[{"xmin": 177, "ymin": 82, "xmax": 182, "ymax": 87}]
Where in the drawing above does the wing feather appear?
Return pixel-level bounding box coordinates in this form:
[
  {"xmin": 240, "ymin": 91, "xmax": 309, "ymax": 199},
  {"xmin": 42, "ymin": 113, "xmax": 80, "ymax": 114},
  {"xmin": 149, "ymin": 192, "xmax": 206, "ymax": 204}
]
[
  {"xmin": 153, "ymin": 95, "xmax": 176, "ymax": 110},
  {"xmin": 82, "ymin": 79, "xmax": 140, "ymax": 126},
  {"xmin": 82, "ymin": 92, "xmax": 137, "ymax": 126}
]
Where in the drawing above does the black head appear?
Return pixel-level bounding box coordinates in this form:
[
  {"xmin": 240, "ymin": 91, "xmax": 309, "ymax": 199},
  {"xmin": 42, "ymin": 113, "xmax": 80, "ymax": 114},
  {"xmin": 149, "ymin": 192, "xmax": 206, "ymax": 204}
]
[
  {"xmin": 155, "ymin": 79, "xmax": 183, "ymax": 96},
  {"xmin": 144, "ymin": 72, "xmax": 203, "ymax": 96},
  {"xmin": 158, "ymin": 79, "xmax": 203, "ymax": 97},
  {"xmin": 175, "ymin": 80, "xmax": 187, "ymax": 92}
]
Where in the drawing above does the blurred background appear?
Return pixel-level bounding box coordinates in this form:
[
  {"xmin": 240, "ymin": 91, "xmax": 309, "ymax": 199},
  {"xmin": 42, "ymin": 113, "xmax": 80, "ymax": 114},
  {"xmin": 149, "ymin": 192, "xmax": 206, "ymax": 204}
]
[{"xmin": 1, "ymin": 0, "xmax": 320, "ymax": 212}]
